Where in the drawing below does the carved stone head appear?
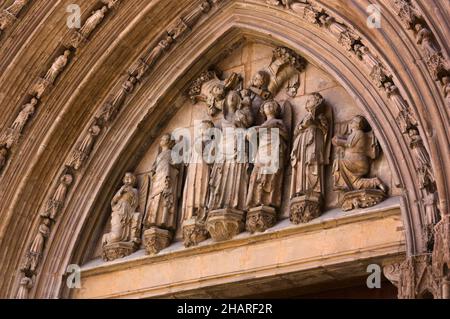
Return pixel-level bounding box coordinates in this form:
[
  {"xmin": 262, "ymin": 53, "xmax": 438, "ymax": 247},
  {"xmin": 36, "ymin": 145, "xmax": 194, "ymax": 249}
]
[
  {"xmin": 159, "ymin": 133, "xmax": 175, "ymax": 149},
  {"xmin": 226, "ymin": 90, "xmax": 242, "ymax": 113},
  {"xmin": 305, "ymin": 93, "xmax": 324, "ymax": 115},
  {"xmin": 160, "ymin": 36, "xmax": 174, "ymax": 48},
  {"xmin": 350, "ymin": 115, "xmax": 368, "ymax": 131},
  {"xmin": 29, "ymin": 98, "xmax": 38, "ymax": 106},
  {"xmin": 89, "ymin": 124, "xmax": 101, "ymax": 136},
  {"xmin": 261, "ymin": 100, "xmax": 281, "ymax": 119},
  {"xmin": 414, "ymin": 23, "xmax": 421, "ymax": 32},
  {"xmin": 123, "ymin": 172, "xmax": 136, "ymax": 187},
  {"xmin": 60, "ymin": 174, "xmax": 74, "ymax": 186},
  {"xmin": 211, "ymin": 84, "xmax": 225, "ymax": 99},
  {"xmin": 251, "ymin": 70, "xmax": 269, "ymax": 89}
]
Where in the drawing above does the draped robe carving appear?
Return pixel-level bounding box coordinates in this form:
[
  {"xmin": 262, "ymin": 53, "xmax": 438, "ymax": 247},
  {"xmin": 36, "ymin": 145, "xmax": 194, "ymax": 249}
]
[
  {"xmin": 181, "ymin": 121, "xmax": 215, "ymax": 247},
  {"xmin": 332, "ymin": 115, "xmax": 388, "ymax": 211},
  {"xmin": 145, "ymin": 134, "xmax": 180, "ymax": 231},
  {"xmin": 102, "ymin": 172, "xmax": 141, "ymax": 261},
  {"xmin": 247, "ymin": 100, "xmax": 288, "ymax": 209},
  {"xmin": 208, "ymin": 91, "xmax": 253, "ymax": 211},
  {"xmin": 289, "ymin": 93, "xmax": 331, "ymax": 224},
  {"xmin": 290, "ymin": 93, "xmax": 330, "ymax": 198},
  {"xmin": 246, "ymin": 100, "xmax": 288, "ymax": 233}
]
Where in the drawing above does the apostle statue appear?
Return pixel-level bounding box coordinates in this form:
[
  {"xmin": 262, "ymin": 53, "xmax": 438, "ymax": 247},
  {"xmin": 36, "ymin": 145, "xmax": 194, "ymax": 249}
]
[
  {"xmin": 41, "ymin": 172, "xmax": 73, "ymax": 220},
  {"xmin": 246, "ymin": 100, "xmax": 289, "ymax": 233},
  {"xmin": 206, "ymin": 90, "xmax": 253, "ymax": 241},
  {"xmin": 6, "ymin": 98, "xmax": 37, "ymax": 146},
  {"xmin": 332, "ymin": 115, "xmax": 388, "ymax": 211},
  {"xmin": 80, "ymin": 6, "xmax": 108, "ymax": 38},
  {"xmin": 44, "ymin": 50, "xmax": 71, "ymax": 84},
  {"xmin": 143, "ymin": 133, "xmax": 181, "ymax": 254},
  {"xmin": 68, "ymin": 120, "xmax": 101, "ymax": 170},
  {"xmin": 181, "ymin": 120, "xmax": 215, "ymax": 247},
  {"xmin": 289, "ymin": 93, "xmax": 332, "ymax": 224},
  {"xmin": 102, "ymin": 172, "xmax": 142, "ymax": 261},
  {"xmin": 20, "ymin": 218, "xmax": 50, "ymax": 276}
]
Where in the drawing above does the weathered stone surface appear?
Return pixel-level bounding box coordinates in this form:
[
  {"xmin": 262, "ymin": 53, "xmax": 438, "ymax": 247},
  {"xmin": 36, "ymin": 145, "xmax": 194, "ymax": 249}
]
[
  {"xmin": 143, "ymin": 227, "xmax": 173, "ymax": 255},
  {"xmin": 0, "ymin": 0, "xmax": 448, "ymax": 300},
  {"xmin": 206, "ymin": 209, "xmax": 245, "ymax": 242}
]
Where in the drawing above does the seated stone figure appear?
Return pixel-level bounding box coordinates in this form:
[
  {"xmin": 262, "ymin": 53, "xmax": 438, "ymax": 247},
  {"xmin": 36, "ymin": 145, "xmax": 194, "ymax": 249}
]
[
  {"xmin": 102, "ymin": 172, "xmax": 142, "ymax": 261},
  {"xmin": 332, "ymin": 115, "xmax": 388, "ymax": 211}
]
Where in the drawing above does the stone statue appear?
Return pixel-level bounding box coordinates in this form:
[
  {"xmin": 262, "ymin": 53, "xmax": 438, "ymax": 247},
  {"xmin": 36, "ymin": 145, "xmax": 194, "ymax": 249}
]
[
  {"xmin": 143, "ymin": 35, "xmax": 173, "ymax": 67},
  {"xmin": 11, "ymin": 98, "xmax": 37, "ymax": 132},
  {"xmin": 6, "ymin": 98, "xmax": 37, "ymax": 146},
  {"xmin": 44, "ymin": 50, "xmax": 71, "ymax": 84},
  {"xmin": 415, "ymin": 24, "xmax": 438, "ymax": 58},
  {"xmin": 181, "ymin": 120, "xmax": 215, "ymax": 247},
  {"xmin": 286, "ymin": 73, "xmax": 300, "ymax": 97},
  {"xmin": 243, "ymin": 71, "xmax": 272, "ymax": 116},
  {"xmin": 21, "ymin": 218, "xmax": 51, "ymax": 276},
  {"xmin": 206, "ymin": 90, "xmax": 253, "ymax": 241},
  {"xmin": 442, "ymin": 76, "xmax": 450, "ymax": 101},
  {"xmin": 102, "ymin": 172, "xmax": 141, "ymax": 261},
  {"xmin": 99, "ymin": 76, "xmax": 136, "ymax": 123},
  {"xmin": 206, "ymin": 83, "xmax": 226, "ymax": 116},
  {"xmin": 332, "ymin": 115, "xmax": 388, "ymax": 211},
  {"xmin": 68, "ymin": 121, "xmax": 101, "ymax": 170},
  {"xmin": 143, "ymin": 133, "xmax": 181, "ymax": 254},
  {"xmin": 80, "ymin": 6, "xmax": 108, "ymax": 38},
  {"xmin": 246, "ymin": 100, "xmax": 288, "ymax": 233},
  {"xmin": 289, "ymin": 93, "xmax": 331, "ymax": 223},
  {"xmin": 407, "ymin": 125, "xmax": 435, "ymax": 193},
  {"xmin": 41, "ymin": 173, "xmax": 73, "ymax": 220},
  {"xmin": 384, "ymin": 82, "xmax": 409, "ymax": 113}
]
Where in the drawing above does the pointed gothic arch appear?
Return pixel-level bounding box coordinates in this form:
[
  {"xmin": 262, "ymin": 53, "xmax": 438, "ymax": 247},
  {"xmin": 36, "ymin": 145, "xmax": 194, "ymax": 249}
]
[{"xmin": 0, "ymin": 0, "xmax": 448, "ymax": 299}]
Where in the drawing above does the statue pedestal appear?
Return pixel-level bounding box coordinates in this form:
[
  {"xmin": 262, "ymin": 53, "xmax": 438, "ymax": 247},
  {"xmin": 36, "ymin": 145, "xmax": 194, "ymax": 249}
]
[
  {"xmin": 62, "ymin": 30, "xmax": 88, "ymax": 49},
  {"xmin": 102, "ymin": 242, "xmax": 136, "ymax": 262},
  {"xmin": 30, "ymin": 78, "xmax": 53, "ymax": 99},
  {"xmin": 206, "ymin": 208, "xmax": 245, "ymax": 242},
  {"xmin": 246, "ymin": 205, "xmax": 277, "ymax": 233},
  {"xmin": 182, "ymin": 218, "xmax": 209, "ymax": 248},
  {"xmin": 143, "ymin": 226, "xmax": 172, "ymax": 255},
  {"xmin": 290, "ymin": 193, "xmax": 322, "ymax": 224},
  {"xmin": 341, "ymin": 189, "xmax": 386, "ymax": 211}
]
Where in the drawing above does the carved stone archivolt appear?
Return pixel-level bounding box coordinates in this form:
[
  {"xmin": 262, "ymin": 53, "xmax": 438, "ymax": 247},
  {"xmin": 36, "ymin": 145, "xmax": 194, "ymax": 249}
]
[
  {"xmin": 0, "ymin": 0, "xmax": 30, "ymax": 37},
  {"xmin": 15, "ymin": 0, "xmax": 220, "ymax": 298},
  {"xmin": 9, "ymin": 0, "xmax": 449, "ymax": 300},
  {"xmin": 1, "ymin": 1, "xmax": 122, "ymax": 182},
  {"xmin": 391, "ymin": 0, "xmax": 449, "ymax": 101}
]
